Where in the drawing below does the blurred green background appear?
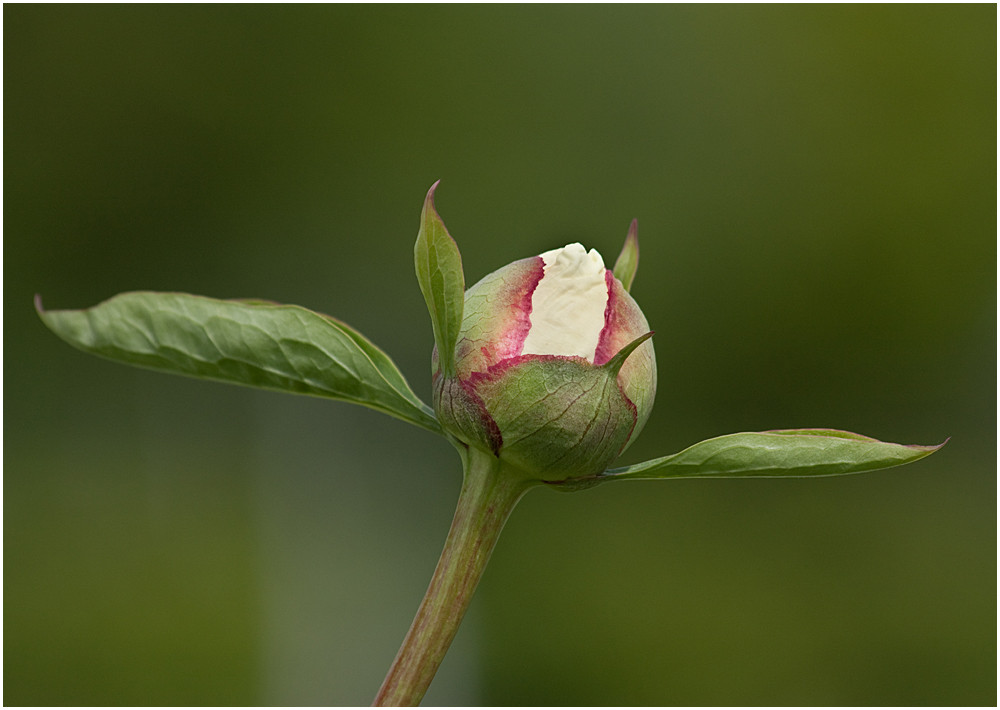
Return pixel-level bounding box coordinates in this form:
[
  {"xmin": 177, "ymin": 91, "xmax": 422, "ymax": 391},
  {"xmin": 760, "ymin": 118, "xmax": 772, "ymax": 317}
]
[{"xmin": 5, "ymin": 5, "xmax": 995, "ymax": 706}]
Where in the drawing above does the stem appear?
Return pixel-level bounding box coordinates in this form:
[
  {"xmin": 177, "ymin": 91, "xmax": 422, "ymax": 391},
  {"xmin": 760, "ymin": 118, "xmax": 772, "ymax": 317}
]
[{"xmin": 373, "ymin": 447, "xmax": 534, "ymax": 706}]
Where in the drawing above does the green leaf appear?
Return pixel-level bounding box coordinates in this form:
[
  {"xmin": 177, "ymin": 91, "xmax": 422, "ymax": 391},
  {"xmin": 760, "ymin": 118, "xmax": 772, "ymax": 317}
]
[
  {"xmin": 597, "ymin": 428, "xmax": 945, "ymax": 480},
  {"xmin": 612, "ymin": 218, "xmax": 639, "ymax": 292},
  {"xmin": 36, "ymin": 291, "xmax": 442, "ymax": 434},
  {"xmin": 414, "ymin": 181, "xmax": 465, "ymax": 378}
]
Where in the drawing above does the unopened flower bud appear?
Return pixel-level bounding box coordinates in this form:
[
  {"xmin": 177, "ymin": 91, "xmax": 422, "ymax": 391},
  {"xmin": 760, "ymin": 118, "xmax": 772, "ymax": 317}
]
[{"xmin": 433, "ymin": 241, "xmax": 656, "ymax": 481}]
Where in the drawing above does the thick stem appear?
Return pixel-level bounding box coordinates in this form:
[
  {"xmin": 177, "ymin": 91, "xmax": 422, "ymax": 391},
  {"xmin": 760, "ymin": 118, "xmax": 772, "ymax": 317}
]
[{"xmin": 372, "ymin": 447, "xmax": 534, "ymax": 706}]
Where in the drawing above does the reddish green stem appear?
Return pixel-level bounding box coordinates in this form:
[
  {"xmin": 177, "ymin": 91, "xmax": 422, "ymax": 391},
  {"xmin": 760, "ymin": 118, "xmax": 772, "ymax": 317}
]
[{"xmin": 372, "ymin": 447, "xmax": 534, "ymax": 706}]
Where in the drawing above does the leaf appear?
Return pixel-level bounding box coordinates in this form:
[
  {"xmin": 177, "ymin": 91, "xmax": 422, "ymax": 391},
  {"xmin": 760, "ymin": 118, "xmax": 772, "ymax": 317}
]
[
  {"xmin": 36, "ymin": 291, "xmax": 442, "ymax": 434},
  {"xmin": 414, "ymin": 181, "xmax": 465, "ymax": 378},
  {"xmin": 596, "ymin": 428, "xmax": 945, "ymax": 481},
  {"xmin": 612, "ymin": 219, "xmax": 639, "ymax": 292}
]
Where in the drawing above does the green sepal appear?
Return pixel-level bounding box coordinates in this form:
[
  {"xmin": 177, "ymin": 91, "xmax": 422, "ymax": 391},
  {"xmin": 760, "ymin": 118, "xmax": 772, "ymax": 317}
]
[
  {"xmin": 585, "ymin": 428, "xmax": 945, "ymax": 482},
  {"xmin": 470, "ymin": 356, "xmax": 637, "ymax": 481},
  {"xmin": 612, "ymin": 219, "xmax": 639, "ymax": 292},
  {"xmin": 414, "ymin": 181, "xmax": 465, "ymax": 379},
  {"xmin": 602, "ymin": 331, "xmax": 654, "ymax": 376},
  {"xmin": 36, "ymin": 291, "xmax": 441, "ymax": 433},
  {"xmin": 433, "ymin": 374, "xmax": 503, "ymax": 457}
]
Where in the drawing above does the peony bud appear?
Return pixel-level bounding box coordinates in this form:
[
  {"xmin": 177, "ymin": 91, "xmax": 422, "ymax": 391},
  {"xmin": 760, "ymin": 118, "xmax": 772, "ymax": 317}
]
[{"xmin": 432, "ymin": 240, "xmax": 657, "ymax": 482}]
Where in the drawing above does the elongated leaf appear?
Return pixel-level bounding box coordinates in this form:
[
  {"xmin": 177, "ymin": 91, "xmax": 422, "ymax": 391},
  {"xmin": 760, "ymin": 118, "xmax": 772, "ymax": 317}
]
[
  {"xmin": 414, "ymin": 181, "xmax": 465, "ymax": 378},
  {"xmin": 36, "ymin": 291, "xmax": 441, "ymax": 433},
  {"xmin": 597, "ymin": 428, "xmax": 944, "ymax": 481},
  {"xmin": 612, "ymin": 219, "xmax": 639, "ymax": 292}
]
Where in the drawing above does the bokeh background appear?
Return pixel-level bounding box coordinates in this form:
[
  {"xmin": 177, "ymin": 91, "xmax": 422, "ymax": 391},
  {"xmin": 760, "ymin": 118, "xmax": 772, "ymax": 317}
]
[{"xmin": 5, "ymin": 5, "xmax": 995, "ymax": 706}]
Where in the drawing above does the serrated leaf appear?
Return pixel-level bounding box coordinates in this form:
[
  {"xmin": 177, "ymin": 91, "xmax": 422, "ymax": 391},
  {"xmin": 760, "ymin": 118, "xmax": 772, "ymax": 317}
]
[
  {"xmin": 36, "ymin": 291, "xmax": 441, "ymax": 434},
  {"xmin": 612, "ymin": 219, "xmax": 639, "ymax": 292},
  {"xmin": 596, "ymin": 428, "xmax": 945, "ymax": 481},
  {"xmin": 414, "ymin": 181, "xmax": 465, "ymax": 378}
]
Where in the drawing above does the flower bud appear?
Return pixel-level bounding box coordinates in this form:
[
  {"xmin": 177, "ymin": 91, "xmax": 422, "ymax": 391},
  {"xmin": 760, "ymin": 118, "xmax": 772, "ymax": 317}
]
[{"xmin": 433, "ymin": 241, "xmax": 656, "ymax": 481}]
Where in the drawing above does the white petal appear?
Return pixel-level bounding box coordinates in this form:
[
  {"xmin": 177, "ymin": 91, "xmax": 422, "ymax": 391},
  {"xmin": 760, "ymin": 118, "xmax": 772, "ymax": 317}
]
[{"xmin": 521, "ymin": 243, "xmax": 608, "ymax": 361}]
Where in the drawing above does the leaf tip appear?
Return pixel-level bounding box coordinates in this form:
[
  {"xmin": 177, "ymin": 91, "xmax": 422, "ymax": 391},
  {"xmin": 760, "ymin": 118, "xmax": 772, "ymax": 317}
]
[
  {"xmin": 424, "ymin": 179, "xmax": 442, "ymax": 209},
  {"xmin": 913, "ymin": 436, "xmax": 949, "ymax": 453},
  {"xmin": 34, "ymin": 294, "xmax": 56, "ymax": 330},
  {"xmin": 603, "ymin": 330, "xmax": 654, "ymax": 375},
  {"xmin": 419, "ymin": 180, "xmax": 453, "ymax": 245},
  {"xmin": 612, "ymin": 219, "xmax": 640, "ymax": 291}
]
